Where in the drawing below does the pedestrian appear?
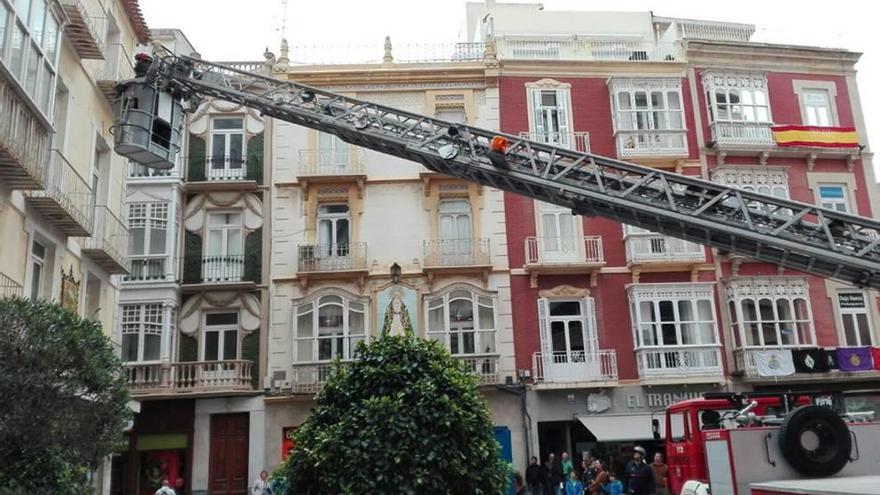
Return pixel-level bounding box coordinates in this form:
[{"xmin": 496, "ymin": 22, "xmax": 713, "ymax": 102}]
[
  {"xmin": 564, "ymin": 469, "xmax": 584, "ymax": 495},
  {"xmin": 547, "ymin": 452, "xmax": 563, "ymax": 495},
  {"xmin": 526, "ymin": 456, "xmax": 544, "ymax": 495},
  {"xmin": 650, "ymin": 452, "xmax": 669, "ymax": 495},
  {"xmin": 588, "ymin": 460, "xmax": 609, "ymax": 495},
  {"xmin": 624, "ymin": 446, "xmax": 655, "ymax": 495},
  {"xmin": 155, "ymin": 479, "xmax": 176, "ymax": 495},
  {"xmin": 561, "ymin": 452, "xmax": 574, "ymax": 479},
  {"xmin": 252, "ymin": 469, "xmax": 273, "ymax": 495},
  {"xmin": 603, "ymin": 473, "xmax": 624, "ymax": 495},
  {"xmin": 513, "ymin": 471, "xmax": 529, "ymax": 495}
]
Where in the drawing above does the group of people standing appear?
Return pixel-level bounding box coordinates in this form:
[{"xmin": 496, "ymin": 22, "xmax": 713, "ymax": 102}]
[{"xmin": 516, "ymin": 447, "xmax": 670, "ymax": 495}]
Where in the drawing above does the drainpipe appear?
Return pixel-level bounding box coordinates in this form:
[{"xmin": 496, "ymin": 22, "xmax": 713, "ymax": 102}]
[{"xmin": 495, "ymin": 379, "xmax": 532, "ymax": 462}]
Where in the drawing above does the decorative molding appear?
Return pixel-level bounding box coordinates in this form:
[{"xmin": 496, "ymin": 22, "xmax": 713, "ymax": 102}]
[
  {"xmin": 179, "ymin": 291, "xmax": 262, "ymax": 336},
  {"xmin": 524, "ymin": 78, "xmax": 572, "ymax": 90},
  {"xmin": 722, "ymin": 277, "xmax": 810, "ymax": 300},
  {"xmin": 626, "ymin": 282, "xmax": 716, "ymax": 301},
  {"xmin": 607, "ymin": 77, "xmax": 682, "ymax": 92},
  {"xmin": 712, "ymin": 166, "xmax": 788, "ymax": 190},
  {"xmin": 538, "ymin": 284, "xmax": 591, "ymax": 299}
]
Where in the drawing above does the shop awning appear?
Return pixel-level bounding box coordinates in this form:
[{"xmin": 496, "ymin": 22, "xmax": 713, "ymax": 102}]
[{"xmin": 576, "ymin": 413, "xmax": 664, "ymax": 442}]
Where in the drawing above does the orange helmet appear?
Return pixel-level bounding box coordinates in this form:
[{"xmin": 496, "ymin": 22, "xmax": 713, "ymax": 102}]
[{"xmin": 490, "ymin": 136, "xmax": 509, "ymax": 153}]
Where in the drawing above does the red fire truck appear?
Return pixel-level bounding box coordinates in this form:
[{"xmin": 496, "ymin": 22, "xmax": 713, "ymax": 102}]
[{"xmin": 661, "ymin": 391, "xmax": 880, "ymax": 495}]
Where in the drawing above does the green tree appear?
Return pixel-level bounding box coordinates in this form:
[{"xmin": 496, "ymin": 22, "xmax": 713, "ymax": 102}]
[
  {"xmin": 0, "ymin": 297, "xmax": 131, "ymax": 494},
  {"xmin": 280, "ymin": 335, "xmax": 509, "ymax": 494}
]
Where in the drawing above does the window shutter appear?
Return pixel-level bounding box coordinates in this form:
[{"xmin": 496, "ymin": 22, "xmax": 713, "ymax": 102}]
[
  {"xmin": 531, "ymin": 89, "xmax": 545, "ymax": 135},
  {"xmin": 187, "ymin": 134, "xmax": 206, "ymax": 182},
  {"xmin": 583, "ymin": 297, "xmax": 599, "ymax": 354},
  {"xmin": 537, "ymin": 298, "xmax": 552, "ymax": 367},
  {"xmin": 556, "ymin": 89, "xmax": 571, "ymax": 139},
  {"xmin": 245, "ymin": 131, "xmax": 264, "ymax": 183}
]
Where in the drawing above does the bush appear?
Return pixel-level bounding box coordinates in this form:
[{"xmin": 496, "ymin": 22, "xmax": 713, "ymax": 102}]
[
  {"xmin": 0, "ymin": 297, "xmax": 131, "ymax": 494},
  {"xmin": 280, "ymin": 335, "xmax": 509, "ymax": 494}
]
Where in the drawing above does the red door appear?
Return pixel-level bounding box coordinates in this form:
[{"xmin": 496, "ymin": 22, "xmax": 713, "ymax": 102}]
[{"xmin": 209, "ymin": 413, "xmax": 249, "ymax": 495}]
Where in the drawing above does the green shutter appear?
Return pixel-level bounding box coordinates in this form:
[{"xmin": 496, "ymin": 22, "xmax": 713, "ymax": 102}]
[
  {"xmin": 187, "ymin": 134, "xmax": 206, "ymax": 182},
  {"xmin": 183, "ymin": 231, "xmax": 202, "ymax": 284},
  {"xmin": 244, "ymin": 227, "xmax": 262, "ymax": 284},
  {"xmin": 179, "ymin": 333, "xmax": 197, "ymax": 362},
  {"xmin": 246, "ymin": 131, "xmax": 264, "ymax": 184},
  {"xmin": 241, "ymin": 330, "xmax": 259, "ymax": 389}
]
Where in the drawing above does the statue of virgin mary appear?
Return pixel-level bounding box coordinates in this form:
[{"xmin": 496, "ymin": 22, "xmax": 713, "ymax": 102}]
[{"xmin": 381, "ymin": 288, "xmax": 414, "ymax": 337}]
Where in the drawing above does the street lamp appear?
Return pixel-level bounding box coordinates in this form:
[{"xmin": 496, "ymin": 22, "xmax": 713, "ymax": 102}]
[{"xmin": 390, "ymin": 262, "xmax": 401, "ymax": 285}]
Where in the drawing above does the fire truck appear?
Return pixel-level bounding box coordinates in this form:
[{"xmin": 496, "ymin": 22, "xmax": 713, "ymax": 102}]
[
  {"xmin": 662, "ymin": 391, "xmax": 880, "ymax": 495},
  {"xmin": 115, "ymin": 49, "xmax": 880, "ymax": 493}
]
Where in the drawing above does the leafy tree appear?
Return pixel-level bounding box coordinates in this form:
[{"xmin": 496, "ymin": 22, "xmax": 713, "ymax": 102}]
[
  {"xmin": 0, "ymin": 297, "xmax": 131, "ymax": 494},
  {"xmin": 280, "ymin": 335, "xmax": 509, "ymax": 494}
]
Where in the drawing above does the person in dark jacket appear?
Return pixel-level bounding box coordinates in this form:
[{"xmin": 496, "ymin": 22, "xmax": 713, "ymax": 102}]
[
  {"xmin": 513, "ymin": 471, "xmax": 529, "ymax": 495},
  {"xmin": 546, "ymin": 452, "xmax": 564, "ymax": 495},
  {"xmin": 526, "ymin": 456, "xmax": 544, "ymax": 495},
  {"xmin": 624, "ymin": 446, "xmax": 655, "ymax": 495}
]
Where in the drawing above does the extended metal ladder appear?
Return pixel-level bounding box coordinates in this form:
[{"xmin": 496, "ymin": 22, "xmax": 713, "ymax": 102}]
[{"xmin": 133, "ymin": 53, "xmax": 880, "ymax": 289}]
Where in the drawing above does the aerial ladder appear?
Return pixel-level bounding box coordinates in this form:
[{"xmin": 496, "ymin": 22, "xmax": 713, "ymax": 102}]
[{"xmin": 114, "ymin": 50, "xmax": 880, "ymax": 289}]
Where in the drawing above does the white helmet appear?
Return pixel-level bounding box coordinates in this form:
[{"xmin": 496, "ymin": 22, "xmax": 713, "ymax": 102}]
[{"xmin": 633, "ymin": 446, "xmax": 647, "ymax": 457}]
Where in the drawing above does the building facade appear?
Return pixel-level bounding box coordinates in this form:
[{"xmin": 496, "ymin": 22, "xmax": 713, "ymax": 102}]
[{"xmin": 466, "ymin": 0, "xmax": 880, "ymax": 471}]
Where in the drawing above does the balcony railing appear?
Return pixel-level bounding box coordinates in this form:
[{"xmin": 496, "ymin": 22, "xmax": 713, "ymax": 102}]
[
  {"xmin": 291, "ymin": 361, "xmax": 350, "ymax": 394},
  {"xmin": 423, "ymin": 239, "xmax": 491, "ymax": 268},
  {"xmin": 297, "ymin": 149, "xmax": 365, "ymax": 177},
  {"xmin": 532, "ymin": 351, "xmax": 618, "ymax": 384},
  {"xmin": 297, "ymin": 242, "xmax": 368, "ymax": 273},
  {"xmin": 129, "ymin": 161, "xmax": 177, "ymax": 178},
  {"xmin": 59, "ymin": 0, "xmax": 106, "ymax": 59},
  {"xmin": 666, "ymin": 18, "xmax": 755, "ymax": 42},
  {"xmin": 709, "ymin": 122, "xmax": 775, "ymax": 147},
  {"xmin": 616, "ymin": 130, "xmax": 688, "ymax": 158},
  {"xmin": 525, "ymin": 236, "xmax": 604, "ymax": 265},
  {"xmin": 125, "ymin": 360, "xmax": 254, "ymax": 396},
  {"xmin": 199, "ymin": 254, "xmax": 246, "ymax": 282},
  {"xmin": 24, "ymin": 150, "xmax": 93, "ymax": 237},
  {"xmin": 495, "ymin": 37, "xmax": 679, "ymax": 62},
  {"xmin": 456, "ymin": 354, "xmax": 500, "ymax": 385},
  {"xmin": 94, "ymin": 43, "xmax": 134, "ymax": 103},
  {"xmin": 80, "ymin": 206, "xmax": 130, "ymax": 274},
  {"xmin": 283, "ymin": 41, "xmax": 486, "ymax": 65},
  {"xmin": 518, "ymin": 131, "xmax": 590, "ymax": 153},
  {"xmin": 125, "ymin": 256, "xmax": 171, "ymax": 282},
  {"xmin": 625, "ymin": 234, "xmax": 705, "ymax": 264},
  {"xmin": 1, "ymin": 272, "xmax": 23, "ymax": 298},
  {"xmin": 205, "ymin": 156, "xmax": 248, "ymax": 180},
  {"xmin": 636, "ymin": 346, "xmax": 724, "ymax": 379},
  {"xmin": 0, "ymin": 78, "xmax": 52, "ymax": 189}
]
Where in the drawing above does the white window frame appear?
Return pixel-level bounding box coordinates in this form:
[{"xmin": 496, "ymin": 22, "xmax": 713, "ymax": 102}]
[
  {"xmin": 836, "ymin": 292, "xmax": 874, "ymax": 347},
  {"xmin": 702, "ymin": 71, "xmax": 772, "ymax": 124},
  {"xmin": 317, "ymin": 132, "xmax": 349, "ymax": 169},
  {"xmin": 2, "ymin": 0, "xmax": 60, "ymax": 117},
  {"xmin": 713, "ymin": 166, "xmax": 790, "ymax": 199},
  {"xmin": 525, "ymin": 80, "xmax": 573, "ymax": 147},
  {"xmin": 818, "ymin": 183, "xmax": 850, "ymax": 213},
  {"xmin": 540, "ymin": 298, "xmax": 598, "ymax": 357},
  {"xmin": 293, "ymin": 291, "xmax": 368, "ymax": 363},
  {"xmin": 120, "ymin": 303, "xmax": 163, "ymax": 363},
  {"xmin": 628, "ymin": 284, "xmax": 719, "ymax": 349},
  {"xmin": 204, "ymin": 210, "xmax": 244, "ymax": 281},
  {"xmin": 425, "ymin": 285, "xmax": 497, "ymax": 356},
  {"xmin": 536, "ymin": 201, "xmax": 579, "ymax": 261},
  {"xmin": 209, "ymin": 116, "xmax": 245, "ymax": 178},
  {"xmin": 28, "ymin": 238, "xmax": 47, "ymax": 300},
  {"xmin": 128, "ymin": 202, "xmax": 169, "ymax": 255},
  {"xmin": 609, "ymin": 78, "xmax": 687, "ymax": 155},
  {"xmin": 793, "ymin": 80, "xmax": 840, "ymax": 127},
  {"xmin": 725, "ymin": 278, "xmax": 815, "ymax": 349},
  {"xmin": 316, "ymin": 203, "xmax": 351, "ymax": 257},
  {"xmin": 201, "ymin": 311, "xmax": 240, "ymax": 362}
]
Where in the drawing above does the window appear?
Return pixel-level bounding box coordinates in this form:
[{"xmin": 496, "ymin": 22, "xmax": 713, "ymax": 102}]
[
  {"xmin": 541, "ymin": 299, "xmax": 597, "ymax": 359},
  {"xmin": 28, "ymin": 240, "xmax": 47, "ymax": 300},
  {"xmin": 713, "ymin": 167, "xmax": 791, "ymax": 218},
  {"xmin": 204, "ymin": 312, "xmax": 239, "ymax": 361},
  {"xmin": 438, "ymin": 199, "xmax": 473, "ymax": 263},
  {"xmin": 435, "ymin": 108, "xmax": 466, "ymax": 123},
  {"xmin": 210, "ymin": 117, "xmax": 244, "ymax": 178},
  {"xmin": 128, "ymin": 203, "xmax": 169, "ymax": 280},
  {"xmin": 838, "ymin": 293, "xmax": 873, "ymax": 346},
  {"xmin": 538, "ymin": 201, "xmax": 577, "ymax": 260},
  {"xmin": 121, "ymin": 304, "xmax": 163, "ymax": 362},
  {"xmin": 529, "ymin": 88, "xmax": 571, "ymax": 146},
  {"xmin": 294, "ymin": 294, "xmax": 367, "ymax": 362},
  {"xmin": 0, "ymin": 4, "xmax": 7, "ymax": 53},
  {"xmin": 803, "ymin": 89, "xmax": 832, "ymax": 127},
  {"xmin": 610, "ymin": 79, "xmax": 686, "ymax": 153},
  {"xmin": 631, "ymin": 295, "xmax": 717, "ymax": 348},
  {"xmin": 317, "ymin": 132, "xmax": 349, "ymax": 170},
  {"xmin": 426, "ymin": 288, "xmax": 496, "ymax": 355},
  {"xmin": 1, "ymin": 0, "xmax": 58, "ymax": 115},
  {"xmin": 317, "ymin": 203, "xmax": 350, "ymax": 257},
  {"xmin": 726, "ymin": 278, "xmax": 814, "ymax": 348},
  {"xmin": 818, "ymin": 184, "xmax": 849, "ymax": 212},
  {"xmin": 703, "ymin": 72, "xmax": 771, "ymax": 124},
  {"xmin": 205, "ymin": 211, "xmax": 243, "ymax": 281}
]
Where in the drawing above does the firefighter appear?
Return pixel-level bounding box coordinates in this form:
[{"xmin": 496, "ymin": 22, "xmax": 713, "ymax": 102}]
[{"xmin": 624, "ymin": 446, "xmax": 655, "ymax": 495}]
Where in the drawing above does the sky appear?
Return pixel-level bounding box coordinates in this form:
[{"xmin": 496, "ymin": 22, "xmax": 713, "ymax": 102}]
[{"xmin": 139, "ymin": 0, "xmax": 879, "ymax": 158}]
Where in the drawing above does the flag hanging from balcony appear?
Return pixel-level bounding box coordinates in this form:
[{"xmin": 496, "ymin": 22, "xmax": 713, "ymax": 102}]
[
  {"xmin": 823, "ymin": 348, "xmax": 840, "ymax": 370},
  {"xmin": 836, "ymin": 347, "xmax": 873, "ymax": 372},
  {"xmin": 792, "ymin": 348, "xmax": 830, "ymax": 373},
  {"xmin": 754, "ymin": 350, "xmax": 795, "ymax": 377},
  {"xmin": 772, "ymin": 125, "xmax": 859, "ymax": 148},
  {"xmin": 871, "ymin": 347, "xmax": 880, "ymax": 371}
]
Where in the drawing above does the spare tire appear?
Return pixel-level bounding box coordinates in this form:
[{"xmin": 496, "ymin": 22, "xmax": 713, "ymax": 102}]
[{"xmin": 778, "ymin": 405, "xmax": 851, "ymax": 477}]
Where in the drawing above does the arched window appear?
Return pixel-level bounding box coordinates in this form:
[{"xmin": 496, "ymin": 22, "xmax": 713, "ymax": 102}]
[
  {"xmin": 294, "ymin": 292, "xmax": 367, "ymax": 362},
  {"xmin": 425, "ymin": 286, "xmax": 496, "ymax": 356}
]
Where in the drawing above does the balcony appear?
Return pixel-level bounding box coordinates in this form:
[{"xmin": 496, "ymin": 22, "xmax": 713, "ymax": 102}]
[
  {"xmin": 532, "ymin": 351, "xmax": 618, "ymax": 388},
  {"xmin": 625, "ymin": 233, "xmax": 705, "ymax": 269},
  {"xmin": 655, "ymin": 17, "xmax": 755, "ymax": 43},
  {"xmin": 124, "ymin": 256, "xmax": 173, "ymax": 282},
  {"xmin": 616, "ymin": 130, "xmax": 688, "ymax": 159},
  {"xmin": 422, "ymin": 238, "xmax": 491, "ymax": 286},
  {"xmin": 125, "ymin": 360, "xmax": 255, "ymax": 398},
  {"xmin": 0, "ymin": 79, "xmax": 52, "ymax": 189},
  {"xmin": 129, "ymin": 161, "xmax": 178, "ymax": 179},
  {"xmin": 181, "ymin": 253, "xmax": 260, "ymax": 292},
  {"xmin": 1, "ymin": 272, "xmax": 23, "ymax": 298},
  {"xmin": 60, "ymin": 0, "xmax": 106, "ymax": 59},
  {"xmin": 80, "ymin": 206, "xmax": 130, "ymax": 274},
  {"xmin": 94, "ymin": 43, "xmax": 134, "ymax": 104},
  {"xmin": 494, "ymin": 36, "xmax": 679, "ymax": 62},
  {"xmin": 518, "ymin": 131, "xmax": 590, "ymax": 153},
  {"xmin": 279, "ymin": 41, "xmax": 486, "ymax": 65},
  {"xmin": 186, "ymin": 155, "xmax": 260, "ymax": 191},
  {"xmin": 523, "ymin": 236, "xmax": 605, "ymax": 288},
  {"xmin": 457, "ymin": 354, "xmax": 500, "ymax": 385},
  {"xmin": 296, "ymin": 242, "xmax": 368, "ymax": 289},
  {"xmin": 636, "ymin": 346, "xmax": 724, "ymax": 383},
  {"xmin": 24, "ymin": 150, "xmax": 93, "ymax": 237},
  {"xmin": 709, "ymin": 122, "xmax": 775, "ymax": 149},
  {"xmin": 731, "ymin": 348, "xmax": 880, "ymax": 383},
  {"xmin": 297, "ymin": 149, "xmax": 365, "ymax": 178}
]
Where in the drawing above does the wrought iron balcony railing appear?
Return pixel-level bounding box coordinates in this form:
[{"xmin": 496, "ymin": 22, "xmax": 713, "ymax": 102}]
[{"xmin": 423, "ymin": 238, "xmax": 490, "ymax": 268}]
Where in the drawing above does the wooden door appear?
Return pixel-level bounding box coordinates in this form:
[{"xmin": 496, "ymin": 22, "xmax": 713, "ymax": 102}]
[{"xmin": 209, "ymin": 413, "xmax": 249, "ymax": 494}]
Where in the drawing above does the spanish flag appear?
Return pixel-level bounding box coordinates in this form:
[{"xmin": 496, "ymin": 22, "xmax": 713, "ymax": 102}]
[{"xmin": 772, "ymin": 125, "xmax": 859, "ymax": 148}]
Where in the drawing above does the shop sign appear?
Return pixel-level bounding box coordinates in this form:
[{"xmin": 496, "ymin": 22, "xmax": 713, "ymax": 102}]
[
  {"xmin": 627, "ymin": 391, "xmax": 703, "ymax": 410},
  {"xmin": 281, "ymin": 427, "xmax": 297, "ymax": 461},
  {"xmin": 838, "ymin": 293, "xmax": 866, "ymax": 309}
]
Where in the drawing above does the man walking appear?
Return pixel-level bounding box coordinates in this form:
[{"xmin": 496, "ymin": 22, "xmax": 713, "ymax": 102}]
[
  {"xmin": 650, "ymin": 452, "xmax": 669, "ymax": 495},
  {"xmin": 526, "ymin": 456, "xmax": 544, "ymax": 495},
  {"xmin": 546, "ymin": 453, "xmax": 563, "ymax": 495},
  {"xmin": 624, "ymin": 446, "xmax": 655, "ymax": 495}
]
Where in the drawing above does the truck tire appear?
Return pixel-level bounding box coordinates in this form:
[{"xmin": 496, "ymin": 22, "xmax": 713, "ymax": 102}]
[{"xmin": 778, "ymin": 405, "xmax": 851, "ymax": 477}]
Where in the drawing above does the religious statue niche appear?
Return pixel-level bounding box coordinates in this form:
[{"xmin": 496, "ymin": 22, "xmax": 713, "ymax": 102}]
[{"xmin": 376, "ymin": 284, "xmax": 418, "ymax": 338}]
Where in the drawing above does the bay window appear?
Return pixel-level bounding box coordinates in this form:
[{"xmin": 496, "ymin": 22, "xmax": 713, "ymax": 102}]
[
  {"xmin": 725, "ymin": 278, "xmax": 814, "ymax": 348},
  {"xmin": 609, "ymin": 78, "xmax": 687, "ymax": 155},
  {"xmin": 295, "ymin": 293, "xmax": 367, "ymax": 362},
  {"xmin": 702, "ymin": 71, "xmax": 773, "ymax": 146},
  {"xmin": 1, "ymin": 0, "xmax": 59, "ymax": 116},
  {"xmin": 127, "ymin": 202, "xmax": 169, "ymax": 280},
  {"xmin": 426, "ymin": 287, "xmax": 496, "ymax": 356},
  {"xmin": 121, "ymin": 304, "xmax": 163, "ymax": 362}
]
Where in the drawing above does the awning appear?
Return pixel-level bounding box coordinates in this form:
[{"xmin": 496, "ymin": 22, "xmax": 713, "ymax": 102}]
[{"xmin": 576, "ymin": 413, "xmax": 664, "ymax": 442}]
